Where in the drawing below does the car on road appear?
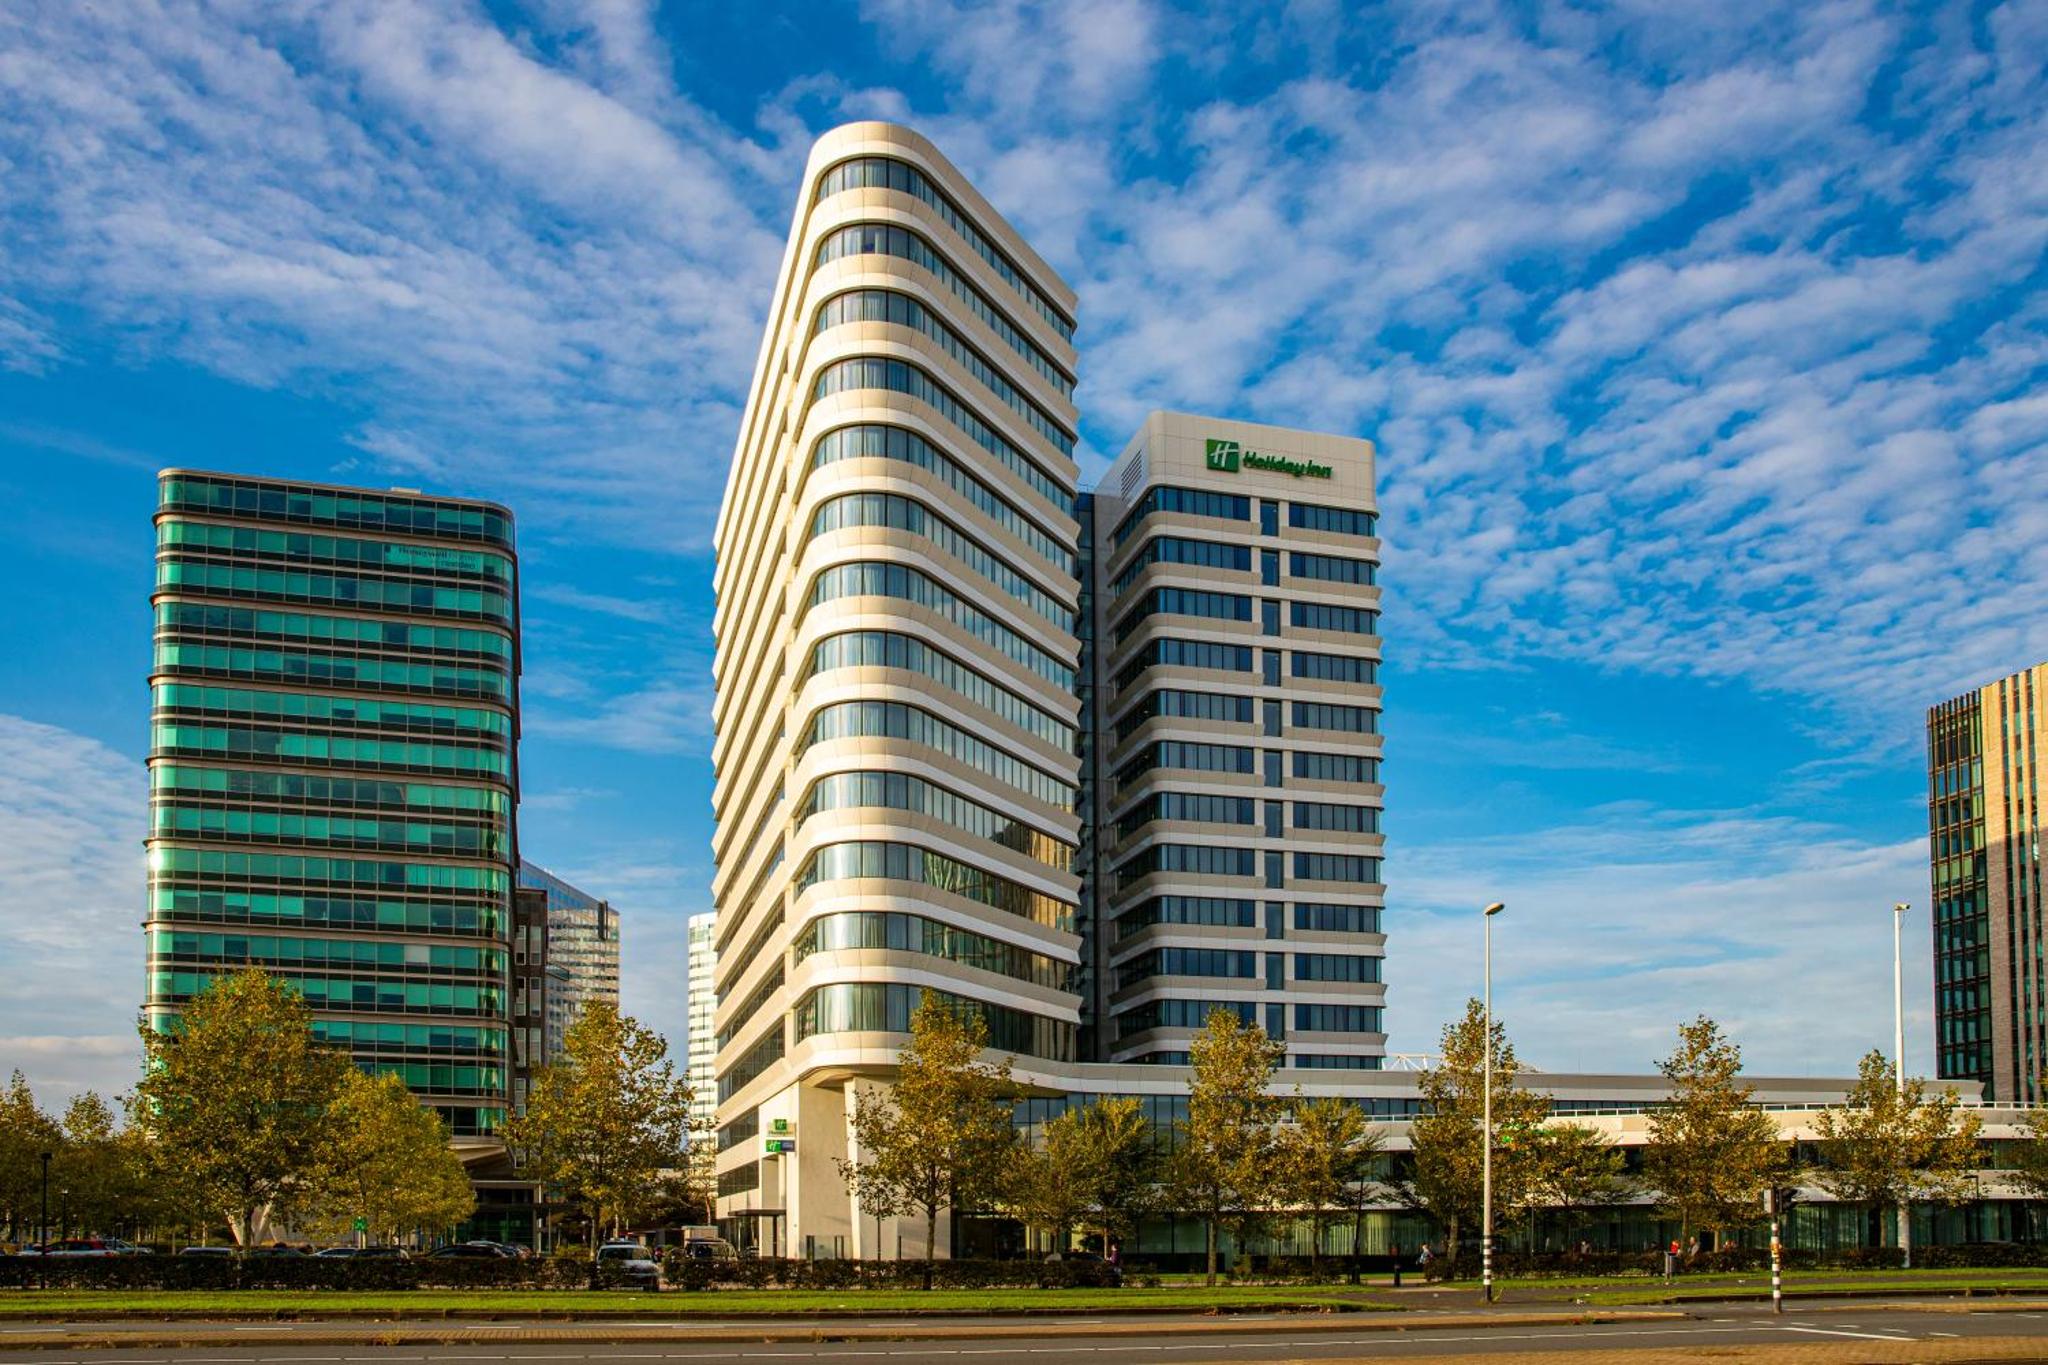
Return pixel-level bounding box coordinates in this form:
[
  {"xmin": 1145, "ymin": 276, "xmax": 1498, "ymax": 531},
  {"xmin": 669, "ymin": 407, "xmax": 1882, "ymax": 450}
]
[
  {"xmin": 595, "ymin": 1241, "xmax": 662, "ymax": 1290},
  {"xmin": 178, "ymin": 1246, "xmax": 236, "ymax": 1257}
]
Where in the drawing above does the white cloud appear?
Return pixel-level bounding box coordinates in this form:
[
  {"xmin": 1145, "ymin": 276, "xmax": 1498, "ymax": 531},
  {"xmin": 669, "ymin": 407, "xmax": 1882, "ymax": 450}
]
[
  {"xmin": 1389, "ymin": 805, "xmax": 1932, "ymax": 1078},
  {"xmin": 0, "ymin": 716, "xmax": 145, "ymax": 1107}
]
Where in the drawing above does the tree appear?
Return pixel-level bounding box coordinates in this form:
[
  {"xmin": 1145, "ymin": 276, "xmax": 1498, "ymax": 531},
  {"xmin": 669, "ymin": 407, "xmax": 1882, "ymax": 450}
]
[
  {"xmin": 504, "ymin": 1001, "xmax": 695, "ymax": 1245},
  {"xmin": 839, "ymin": 996, "xmax": 1017, "ymax": 1287},
  {"xmin": 1643, "ymin": 1016, "xmax": 1786, "ymax": 1240},
  {"xmin": 842, "ymin": 1147, "xmax": 910, "ymax": 1262},
  {"xmin": 53, "ymin": 1092, "xmax": 150, "ymax": 1239},
  {"xmin": 0, "ymin": 1072, "xmax": 61, "ymax": 1242},
  {"xmin": 1005, "ymin": 1096, "xmax": 1159, "ymax": 1258},
  {"xmin": 1811, "ymin": 1050, "xmax": 1981, "ymax": 1265},
  {"xmin": 1519, "ymin": 1122, "xmax": 1630, "ymax": 1250},
  {"xmin": 308, "ymin": 1070, "xmax": 475, "ymax": 1244},
  {"xmin": 1164, "ymin": 1008, "xmax": 1284, "ymax": 1286},
  {"xmin": 1402, "ymin": 999, "xmax": 1551, "ymax": 1265},
  {"xmin": 132, "ymin": 969, "xmax": 352, "ymax": 1244},
  {"xmin": 1068, "ymin": 1096, "xmax": 1161, "ymax": 1260},
  {"xmin": 1274, "ymin": 1095, "xmax": 1384, "ymax": 1278}
]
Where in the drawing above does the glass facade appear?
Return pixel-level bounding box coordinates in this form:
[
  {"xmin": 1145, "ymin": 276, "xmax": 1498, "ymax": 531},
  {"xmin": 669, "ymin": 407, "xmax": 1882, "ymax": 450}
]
[
  {"xmin": 147, "ymin": 471, "xmax": 518, "ymax": 1138},
  {"xmin": 1929, "ymin": 665, "xmax": 2047, "ymax": 1102},
  {"xmin": 516, "ymin": 860, "xmax": 621, "ymax": 1066}
]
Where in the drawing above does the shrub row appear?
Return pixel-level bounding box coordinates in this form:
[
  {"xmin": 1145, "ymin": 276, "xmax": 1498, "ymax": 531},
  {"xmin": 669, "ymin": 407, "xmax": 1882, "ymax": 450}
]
[
  {"xmin": 0, "ymin": 1257, "xmax": 647, "ymax": 1292},
  {"xmin": 0, "ymin": 1255, "xmax": 1120, "ymax": 1293}
]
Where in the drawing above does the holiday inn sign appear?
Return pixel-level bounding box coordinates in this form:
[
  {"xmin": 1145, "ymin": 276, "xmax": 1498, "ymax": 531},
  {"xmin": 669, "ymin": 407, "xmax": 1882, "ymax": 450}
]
[{"xmin": 1205, "ymin": 437, "xmax": 1332, "ymax": 480}]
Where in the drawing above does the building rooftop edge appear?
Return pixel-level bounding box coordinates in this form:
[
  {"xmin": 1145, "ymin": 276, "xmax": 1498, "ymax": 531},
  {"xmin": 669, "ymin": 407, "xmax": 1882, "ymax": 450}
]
[{"xmin": 157, "ymin": 467, "xmax": 516, "ymax": 519}]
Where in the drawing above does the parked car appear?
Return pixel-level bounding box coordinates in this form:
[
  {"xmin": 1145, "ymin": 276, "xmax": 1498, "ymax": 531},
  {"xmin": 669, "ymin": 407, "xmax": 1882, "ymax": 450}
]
[
  {"xmin": 244, "ymin": 1244, "xmax": 308, "ymax": 1257},
  {"xmin": 313, "ymin": 1246, "xmax": 359, "ymax": 1258},
  {"xmin": 179, "ymin": 1246, "xmax": 236, "ymax": 1258},
  {"xmin": 595, "ymin": 1241, "xmax": 662, "ymax": 1290},
  {"xmin": 676, "ymin": 1237, "xmax": 738, "ymax": 1260},
  {"xmin": 20, "ymin": 1239, "xmax": 121, "ymax": 1257},
  {"xmin": 470, "ymin": 1240, "xmax": 530, "ymax": 1258},
  {"xmin": 354, "ymin": 1246, "xmax": 409, "ymax": 1259},
  {"xmin": 426, "ymin": 1242, "xmax": 511, "ymax": 1259}
]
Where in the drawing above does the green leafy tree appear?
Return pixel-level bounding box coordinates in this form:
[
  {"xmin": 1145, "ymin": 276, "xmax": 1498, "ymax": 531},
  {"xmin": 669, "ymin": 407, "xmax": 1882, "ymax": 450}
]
[
  {"xmin": 840, "ymin": 996, "xmax": 1017, "ymax": 1287},
  {"xmin": 1643, "ymin": 1016, "xmax": 1786, "ymax": 1239},
  {"xmin": 1402, "ymin": 999, "xmax": 1551, "ymax": 1262},
  {"xmin": 504, "ymin": 1001, "xmax": 695, "ymax": 1244},
  {"xmin": 1005, "ymin": 1096, "xmax": 1159, "ymax": 1257},
  {"xmin": 53, "ymin": 1092, "xmax": 151, "ymax": 1239},
  {"xmin": 1811, "ymin": 1050, "xmax": 1981, "ymax": 1264},
  {"xmin": 0, "ymin": 1072, "xmax": 62, "ymax": 1242},
  {"xmin": 1275, "ymin": 1095, "xmax": 1384, "ymax": 1277},
  {"xmin": 132, "ymin": 969, "xmax": 352, "ymax": 1244},
  {"xmin": 1164, "ymin": 1008, "xmax": 1284, "ymax": 1286},
  {"xmin": 1519, "ymin": 1122, "xmax": 1630, "ymax": 1250},
  {"xmin": 1068, "ymin": 1096, "xmax": 1161, "ymax": 1259},
  {"xmin": 309, "ymin": 1070, "xmax": 475, "ymax": 1243}
]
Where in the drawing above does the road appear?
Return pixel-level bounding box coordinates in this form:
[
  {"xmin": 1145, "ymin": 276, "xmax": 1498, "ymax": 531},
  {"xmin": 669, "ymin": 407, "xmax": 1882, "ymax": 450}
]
[{"xmin": 6, "ymin": 1303, "xmax": 2048, "ymax": 1363}]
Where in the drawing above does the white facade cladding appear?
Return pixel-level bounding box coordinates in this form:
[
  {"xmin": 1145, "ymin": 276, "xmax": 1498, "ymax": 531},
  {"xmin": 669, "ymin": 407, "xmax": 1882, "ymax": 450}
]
[
  {"xmin": 710, "ymin": 122, "xmax": 1084, "ymax": 1258},
  {"xmin": 711, "ymin": 123, "xmax": 1389, "ymax": 1257},
  {"xmin": 1084, "ymin": 414, "xmax": 1383, "ymax": 1069}
]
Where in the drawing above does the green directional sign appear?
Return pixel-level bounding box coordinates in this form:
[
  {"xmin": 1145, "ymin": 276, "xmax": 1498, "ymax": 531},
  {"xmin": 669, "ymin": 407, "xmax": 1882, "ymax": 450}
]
[
  {"xmin": 353, "ymin": 1217, "xmax": 367, "ymax": 1232},
  {"xmin": 1205, "ymin": 437, "xmax": 1331, "ymax": 480}
]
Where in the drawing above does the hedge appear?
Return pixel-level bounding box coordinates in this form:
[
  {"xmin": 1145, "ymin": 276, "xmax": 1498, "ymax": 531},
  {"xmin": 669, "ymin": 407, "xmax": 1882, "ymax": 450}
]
[
  {"xmin": 0, "ymin": 1255, "xmax": 1120, "ymax": 1292},
  {"xmin": 0, "ymin": 1256, "xmax": 646, "ymax": 1292}
]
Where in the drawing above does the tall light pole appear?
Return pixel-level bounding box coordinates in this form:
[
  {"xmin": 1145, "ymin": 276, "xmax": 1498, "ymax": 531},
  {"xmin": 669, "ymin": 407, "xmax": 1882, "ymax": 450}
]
[
  {"xmin": 38, "ymin": 1151, "xmax": 50, "ymax": 1291},
  {"xmin": 1482, "ymin": 901, "xmax": 1505, "ymax": 1304},
  {"xmin": 1894, "ymin": 900, "xmax": 1911, "ymax": 1269}
]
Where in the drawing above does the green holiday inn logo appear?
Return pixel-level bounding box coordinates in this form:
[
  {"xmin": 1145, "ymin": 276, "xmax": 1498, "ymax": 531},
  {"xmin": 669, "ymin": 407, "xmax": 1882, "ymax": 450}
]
[{"xmin": 1205, "ymin": 437, "xmax": 1332, "ymax": 480}]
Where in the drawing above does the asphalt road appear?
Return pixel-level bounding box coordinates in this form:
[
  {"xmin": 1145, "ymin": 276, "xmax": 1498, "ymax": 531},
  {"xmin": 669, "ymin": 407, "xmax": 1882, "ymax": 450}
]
[{"xmin": 7, "ymin": 1305, "xmax": 2048, "ymax": 1362}]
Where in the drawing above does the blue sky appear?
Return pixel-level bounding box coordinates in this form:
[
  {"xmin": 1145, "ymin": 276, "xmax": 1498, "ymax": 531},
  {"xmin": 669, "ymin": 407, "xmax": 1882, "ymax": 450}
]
[{"xmin": 1, "ymin": 0, "xmax": 2044, "ymax": 1104}]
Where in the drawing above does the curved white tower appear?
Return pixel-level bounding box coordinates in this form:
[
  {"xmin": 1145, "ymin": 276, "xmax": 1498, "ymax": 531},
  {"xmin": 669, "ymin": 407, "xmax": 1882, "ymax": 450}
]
[{"xmin": 711, "ymin": 123, "xmax": 1082, "ymax": 1257}]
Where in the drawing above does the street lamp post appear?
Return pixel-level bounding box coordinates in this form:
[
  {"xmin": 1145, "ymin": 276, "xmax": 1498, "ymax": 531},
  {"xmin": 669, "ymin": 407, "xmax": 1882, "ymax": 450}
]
[
  {"xmin": 1482, "ymin": 901, "xmax": 1505, "ymax": 1304},
  {"xmin": 1894, "ymin": 901, "xmax": 1911, "ymax": 1270},
  {"xmin": 38, "ymin": 1151, "xmax": 50, "ymax": 1292}
]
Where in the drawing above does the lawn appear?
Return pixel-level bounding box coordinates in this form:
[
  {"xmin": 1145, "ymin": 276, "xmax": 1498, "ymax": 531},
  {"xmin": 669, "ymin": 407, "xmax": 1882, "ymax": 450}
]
[
  {"xmin": 1469, "ymin": 1265, "xmax": 2048, "ymax": 1305},
  {"xmin": 0, "ymin": 1284, "xmax": 1394, "ymax": 1320}
]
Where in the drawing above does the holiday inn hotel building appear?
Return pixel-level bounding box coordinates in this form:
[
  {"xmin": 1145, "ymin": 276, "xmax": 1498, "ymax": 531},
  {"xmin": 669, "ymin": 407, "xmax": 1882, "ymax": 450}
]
[{"xmin": 709, "ymin": 122, "xmax": 1383, "ymax": 1254}]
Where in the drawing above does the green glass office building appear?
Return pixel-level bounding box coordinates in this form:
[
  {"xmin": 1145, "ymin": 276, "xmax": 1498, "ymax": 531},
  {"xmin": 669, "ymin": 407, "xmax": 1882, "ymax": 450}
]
[{"xmin": 145, "ymin": 471, "xmax": 520, "ymax": 1138}]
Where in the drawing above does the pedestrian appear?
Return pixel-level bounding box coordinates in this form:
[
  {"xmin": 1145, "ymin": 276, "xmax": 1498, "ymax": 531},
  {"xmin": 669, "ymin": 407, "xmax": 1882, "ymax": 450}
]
[
  {"xmin": 1390, "ymin": 1241, "xmax": 1403, "ymax": 1288},
  {"xmin": 1418, "ymin": 1242, "xmax": 1434, "ymax": 1268}
]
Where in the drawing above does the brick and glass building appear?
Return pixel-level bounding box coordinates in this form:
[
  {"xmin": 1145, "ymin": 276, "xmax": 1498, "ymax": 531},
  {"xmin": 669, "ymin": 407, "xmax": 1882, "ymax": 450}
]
[
  {"xmin": 145, "ymin": 471, "xmax": 520, "ymax": 1139},
  {"xmin": 1930, "ymin": 661, "xmax": 2048, "ymax": 1101}
]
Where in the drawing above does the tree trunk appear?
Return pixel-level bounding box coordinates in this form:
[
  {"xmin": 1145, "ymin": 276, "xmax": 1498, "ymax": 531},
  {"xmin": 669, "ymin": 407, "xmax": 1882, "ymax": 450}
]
[
  {"xmin": 924, "ymin": 1203, "xmax": 938, "ymax": 1290},
  {"xmin": 1898, "ymin": 1197, "xmax": 1913, "ymax": 1269},
  {"xmin": 1205, "ymin": 1211, "xmax": 1218, "ymax": 1287},
  {"xmin": 1446, "ymin": 1214, "xmax": 1460, "ymax": 1279}
]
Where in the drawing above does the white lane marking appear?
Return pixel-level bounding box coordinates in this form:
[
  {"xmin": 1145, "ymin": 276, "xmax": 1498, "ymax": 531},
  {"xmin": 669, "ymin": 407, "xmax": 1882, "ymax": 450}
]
[
  {"xmin": 1781, "ymin": 1326, "xmax": 1914, "ymax": 1341},
  {"xmin": 1931, "ymin": 1331, "xmax": 1961, "ymax": 1337}
]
